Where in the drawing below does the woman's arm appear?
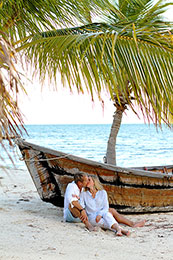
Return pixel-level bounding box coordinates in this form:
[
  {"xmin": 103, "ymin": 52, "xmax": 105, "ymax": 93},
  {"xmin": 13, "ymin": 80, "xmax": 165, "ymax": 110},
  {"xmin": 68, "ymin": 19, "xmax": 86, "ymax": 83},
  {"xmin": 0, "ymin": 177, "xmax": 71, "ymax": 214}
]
[{"xmin": 97, "ymin": 190, "xmax": 109, "ymax": 217}]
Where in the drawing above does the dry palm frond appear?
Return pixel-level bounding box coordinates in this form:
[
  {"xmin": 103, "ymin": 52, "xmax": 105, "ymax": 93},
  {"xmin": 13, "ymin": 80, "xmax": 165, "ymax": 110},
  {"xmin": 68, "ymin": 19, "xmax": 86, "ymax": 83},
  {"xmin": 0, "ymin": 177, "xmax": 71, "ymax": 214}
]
[{"xmin": 0, "ymin": 34, "xmax": 26, "ymax": 151}]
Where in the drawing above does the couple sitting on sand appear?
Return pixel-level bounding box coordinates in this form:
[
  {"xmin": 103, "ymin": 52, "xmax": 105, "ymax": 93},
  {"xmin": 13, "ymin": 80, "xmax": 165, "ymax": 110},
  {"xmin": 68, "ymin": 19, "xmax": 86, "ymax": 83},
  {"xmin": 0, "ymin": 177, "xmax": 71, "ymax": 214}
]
[{"xmin": 64, "ymin": 173, "xmax": 145, "ymax": 236}]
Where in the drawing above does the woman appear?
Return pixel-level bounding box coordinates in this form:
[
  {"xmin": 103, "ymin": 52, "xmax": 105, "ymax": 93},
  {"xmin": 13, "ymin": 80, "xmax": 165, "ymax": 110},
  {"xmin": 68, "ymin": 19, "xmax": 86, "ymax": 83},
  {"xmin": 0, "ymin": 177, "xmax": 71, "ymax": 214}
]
[{"xmin": 80, "ymin": 176, "xmax": 130, "ymax": 236}]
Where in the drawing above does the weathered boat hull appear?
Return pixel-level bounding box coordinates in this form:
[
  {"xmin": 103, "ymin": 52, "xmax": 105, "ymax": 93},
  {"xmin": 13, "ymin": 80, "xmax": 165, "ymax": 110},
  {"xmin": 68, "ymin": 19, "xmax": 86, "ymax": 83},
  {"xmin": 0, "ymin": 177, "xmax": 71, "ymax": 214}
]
[{"xmin": 17, "ymin": 139, "xmax": 173, "ymax": 213}]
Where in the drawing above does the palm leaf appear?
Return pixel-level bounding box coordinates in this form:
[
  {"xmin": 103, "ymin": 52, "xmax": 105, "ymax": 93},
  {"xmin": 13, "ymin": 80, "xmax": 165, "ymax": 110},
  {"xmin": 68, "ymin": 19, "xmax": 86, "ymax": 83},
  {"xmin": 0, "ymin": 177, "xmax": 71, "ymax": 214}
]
[
  {"xmin": 21, "ymin": 13, "xmax": 173, "ymax": 124},
  {"xmin": 0, "ymin": 0, "xmax": 112, "ymax": 162}
]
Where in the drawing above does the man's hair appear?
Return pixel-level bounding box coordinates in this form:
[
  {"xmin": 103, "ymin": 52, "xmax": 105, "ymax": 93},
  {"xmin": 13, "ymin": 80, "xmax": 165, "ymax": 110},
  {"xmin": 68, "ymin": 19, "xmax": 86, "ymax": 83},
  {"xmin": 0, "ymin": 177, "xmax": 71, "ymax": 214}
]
[{"xmin": 74, "ymin": 173, "xmax": 87, "ymax": 184}]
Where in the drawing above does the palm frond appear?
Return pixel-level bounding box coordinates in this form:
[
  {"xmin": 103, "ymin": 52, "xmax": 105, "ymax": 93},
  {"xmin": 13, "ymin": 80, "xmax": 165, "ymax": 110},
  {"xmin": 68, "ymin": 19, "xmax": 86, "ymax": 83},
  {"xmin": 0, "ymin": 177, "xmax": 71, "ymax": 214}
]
[
  {"xmin": 0, "ymin": 0, "xmax": 114, "ymax": 162},
  {"xmin": 0, "ymin": 35, "xmax": 26, "ymax": 148},
  {"xmin": 21, "ymin": 11, "xmax": 173, "ymax": 125},
  {"xmin": 0, "ymin": 0, "xmax": 111, "ymax": 42}
]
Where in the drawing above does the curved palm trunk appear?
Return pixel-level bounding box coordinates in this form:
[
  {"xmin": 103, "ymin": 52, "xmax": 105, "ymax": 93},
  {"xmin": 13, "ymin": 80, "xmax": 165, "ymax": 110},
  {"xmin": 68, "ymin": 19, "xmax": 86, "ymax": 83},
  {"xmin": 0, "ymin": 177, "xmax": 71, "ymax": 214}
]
[{"xmin": 105, "ymin": 108, "xmax": 124, "ymax": 165}]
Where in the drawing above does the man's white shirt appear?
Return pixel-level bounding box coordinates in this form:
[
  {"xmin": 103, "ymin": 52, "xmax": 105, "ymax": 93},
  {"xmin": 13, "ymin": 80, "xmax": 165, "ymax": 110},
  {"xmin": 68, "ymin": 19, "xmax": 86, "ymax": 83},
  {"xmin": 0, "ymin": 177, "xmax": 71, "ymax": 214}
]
[{"xmin": 64, "ymin": 181, "xmax": 82, "ymax": 220}]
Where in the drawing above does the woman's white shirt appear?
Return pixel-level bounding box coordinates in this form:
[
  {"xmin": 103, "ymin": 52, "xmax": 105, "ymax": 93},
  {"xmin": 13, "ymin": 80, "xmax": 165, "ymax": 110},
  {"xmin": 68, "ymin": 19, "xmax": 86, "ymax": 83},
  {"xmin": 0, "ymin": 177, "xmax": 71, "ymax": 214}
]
[
  {"xmin": 80, "ymin": 190, "xmax": 109, "ymax": 221},
  {"xmin": 80, "ymin": 189, "xmax": 117, "ymax": 229}
]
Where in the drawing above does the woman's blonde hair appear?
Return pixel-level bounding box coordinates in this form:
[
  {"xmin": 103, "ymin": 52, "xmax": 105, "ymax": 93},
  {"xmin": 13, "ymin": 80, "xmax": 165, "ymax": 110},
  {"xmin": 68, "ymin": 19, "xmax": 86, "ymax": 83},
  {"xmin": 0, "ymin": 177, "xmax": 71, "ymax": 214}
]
[{"xmin": 89, "ymin": 175, "xmax": 104, "ymax": 191}]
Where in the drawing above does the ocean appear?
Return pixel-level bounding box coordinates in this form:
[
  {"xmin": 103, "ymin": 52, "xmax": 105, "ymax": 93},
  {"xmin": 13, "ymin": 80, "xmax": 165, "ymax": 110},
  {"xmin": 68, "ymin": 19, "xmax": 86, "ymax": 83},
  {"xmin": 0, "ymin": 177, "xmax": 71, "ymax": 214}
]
[{"xmin": 0, "ymin": 124, "xmax": 172, "ymax": 170}]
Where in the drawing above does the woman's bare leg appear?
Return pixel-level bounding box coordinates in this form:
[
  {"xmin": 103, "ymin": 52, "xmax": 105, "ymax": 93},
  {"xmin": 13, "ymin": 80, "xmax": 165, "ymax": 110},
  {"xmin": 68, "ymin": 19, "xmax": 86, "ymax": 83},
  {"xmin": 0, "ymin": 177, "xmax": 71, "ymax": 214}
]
[
  {"xmin": 109, "ymin": 208, "xmax": 145, "ymax": 227},
  {"xmin": 121, "ymin": 229, "xmax": 130, "ymax": 236},
  {"xmin": 111, "ymin": 223, "xmax": 130, "ymax": 236},
  {"xmin": 111, "ymin": 223, "xmax": 123, "ymax": 236}
]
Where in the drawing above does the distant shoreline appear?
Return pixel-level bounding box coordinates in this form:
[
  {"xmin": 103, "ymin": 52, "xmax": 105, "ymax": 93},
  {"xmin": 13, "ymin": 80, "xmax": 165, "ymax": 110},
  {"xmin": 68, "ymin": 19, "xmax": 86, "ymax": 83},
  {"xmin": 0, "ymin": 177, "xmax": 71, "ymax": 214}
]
[{"xmin": 22, "ymin": 123, "xmax": 147, "ymax": 126}]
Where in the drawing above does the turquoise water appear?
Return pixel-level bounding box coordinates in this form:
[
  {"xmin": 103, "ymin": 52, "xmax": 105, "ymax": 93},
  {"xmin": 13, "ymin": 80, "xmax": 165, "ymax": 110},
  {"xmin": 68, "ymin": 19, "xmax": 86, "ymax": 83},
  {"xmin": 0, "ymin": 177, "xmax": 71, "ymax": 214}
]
[{"xmin": 0, "ymin": 124, "xmax": 172, "ymax": 169}]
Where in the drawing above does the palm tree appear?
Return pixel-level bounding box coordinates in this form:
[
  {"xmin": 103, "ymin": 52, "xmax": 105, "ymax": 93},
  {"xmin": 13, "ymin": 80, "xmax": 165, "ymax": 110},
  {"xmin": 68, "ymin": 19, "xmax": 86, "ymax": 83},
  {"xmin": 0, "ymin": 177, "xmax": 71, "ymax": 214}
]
[
  {"xmin": 22, "ymin": 0, "xmax": 173, "ymax": 165},
  {"xmin": 0, "ymin": 0, "xmax": 108, "ymax": 158}
]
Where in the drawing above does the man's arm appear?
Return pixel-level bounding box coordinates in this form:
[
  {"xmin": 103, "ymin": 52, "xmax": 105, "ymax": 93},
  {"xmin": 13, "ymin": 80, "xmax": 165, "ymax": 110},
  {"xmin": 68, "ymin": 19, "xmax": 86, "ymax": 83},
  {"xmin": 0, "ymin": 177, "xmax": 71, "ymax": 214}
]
[
  {"xmin": 69, "ymin": 200, "xmax": 88, "ymax": 222},
  {"xmin": 71, "ymin": 200, "xmax": 84, "ymax": 212}
]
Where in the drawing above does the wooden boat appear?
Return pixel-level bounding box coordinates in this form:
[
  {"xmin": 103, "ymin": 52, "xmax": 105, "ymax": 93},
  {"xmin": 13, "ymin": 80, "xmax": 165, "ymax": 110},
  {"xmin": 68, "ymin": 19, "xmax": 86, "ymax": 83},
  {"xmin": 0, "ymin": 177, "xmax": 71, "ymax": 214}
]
[{"xmin": 16, "ymin": 138, "xmax": 173, "ymax": 213}]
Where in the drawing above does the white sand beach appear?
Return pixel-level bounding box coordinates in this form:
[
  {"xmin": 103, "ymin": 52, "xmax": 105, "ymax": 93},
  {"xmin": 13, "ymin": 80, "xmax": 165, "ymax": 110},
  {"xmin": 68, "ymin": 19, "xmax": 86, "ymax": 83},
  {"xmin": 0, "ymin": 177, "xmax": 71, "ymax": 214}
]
[{"xmin": 0, "ymin": 166, "xmax": 172, "ymax": 260}]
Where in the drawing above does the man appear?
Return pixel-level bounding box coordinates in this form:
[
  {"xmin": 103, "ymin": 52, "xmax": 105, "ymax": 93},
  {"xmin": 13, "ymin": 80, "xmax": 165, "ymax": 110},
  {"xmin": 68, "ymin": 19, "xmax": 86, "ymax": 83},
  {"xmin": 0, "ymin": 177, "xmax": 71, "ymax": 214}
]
[
  {"xmin": 64, "ymin": 173, "xmax": 145, "ymax": 230},
  {"xmin": 64, "ymin": 173, "xmax": 95, "ymax": 231}
]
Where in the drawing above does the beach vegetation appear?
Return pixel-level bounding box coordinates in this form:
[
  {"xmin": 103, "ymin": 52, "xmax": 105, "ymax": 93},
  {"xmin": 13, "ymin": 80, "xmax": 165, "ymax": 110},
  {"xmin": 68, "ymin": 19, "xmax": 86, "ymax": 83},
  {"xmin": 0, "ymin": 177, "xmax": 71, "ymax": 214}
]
[{"xmin": 0, "ymin": 0, "xmax": 107, "ymax": 160}]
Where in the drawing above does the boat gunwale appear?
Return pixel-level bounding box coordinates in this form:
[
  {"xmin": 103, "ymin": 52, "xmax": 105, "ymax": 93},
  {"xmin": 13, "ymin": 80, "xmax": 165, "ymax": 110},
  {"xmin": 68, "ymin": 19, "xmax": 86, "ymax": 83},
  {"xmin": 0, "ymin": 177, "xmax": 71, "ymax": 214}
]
[{"xmin": 16, "ymin": 139, "xmax": 173, "ymax": 180}]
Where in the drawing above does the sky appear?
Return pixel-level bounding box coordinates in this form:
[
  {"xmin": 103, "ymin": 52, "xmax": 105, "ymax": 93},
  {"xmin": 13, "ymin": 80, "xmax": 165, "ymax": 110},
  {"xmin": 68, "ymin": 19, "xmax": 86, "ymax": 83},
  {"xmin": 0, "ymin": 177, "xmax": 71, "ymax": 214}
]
[
  {"xmin": 18, "ymin": 5, "xmax": 172, "ymax": 125},
  {"xmin": 19, "ymin": 77, "xmax": 145, "ymax": 125}
]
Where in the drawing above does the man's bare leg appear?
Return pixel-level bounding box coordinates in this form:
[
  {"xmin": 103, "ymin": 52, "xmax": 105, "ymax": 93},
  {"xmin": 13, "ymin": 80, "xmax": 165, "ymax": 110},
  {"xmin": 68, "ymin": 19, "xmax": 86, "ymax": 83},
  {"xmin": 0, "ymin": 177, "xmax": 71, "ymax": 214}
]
[
  {"xmin": 109, "ymin": 208, "xmax": 146, "ymax": 227},
  {"xmin": 69, "ymin": 205, "xmax": 95, "ymax": 231}
]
